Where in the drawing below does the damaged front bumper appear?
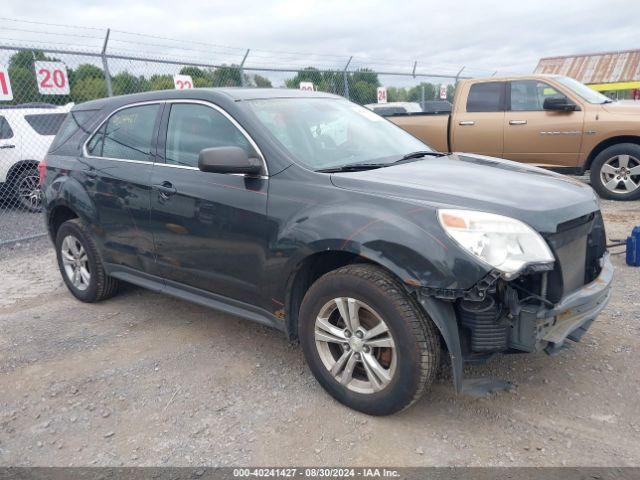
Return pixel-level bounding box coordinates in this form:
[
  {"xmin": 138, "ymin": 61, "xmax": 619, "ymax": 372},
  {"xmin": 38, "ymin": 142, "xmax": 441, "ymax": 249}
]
[
  {"xmin": 417, "ymin": 252, "xmax": 613, "ymax": 396},
  {"xmin": 512, "ymin": 252, "xmax": 613, "ymax": 354}
]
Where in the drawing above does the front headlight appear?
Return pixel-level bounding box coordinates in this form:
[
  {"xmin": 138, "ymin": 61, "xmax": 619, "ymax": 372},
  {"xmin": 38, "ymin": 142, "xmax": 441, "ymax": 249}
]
[{"xmin": 438, "ymin": 209, "xmax": 554, "ymax": 277}]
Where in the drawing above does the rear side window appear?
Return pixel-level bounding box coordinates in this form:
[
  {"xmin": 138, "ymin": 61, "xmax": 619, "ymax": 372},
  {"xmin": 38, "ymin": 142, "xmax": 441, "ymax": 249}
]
[
  {"xmin": 466, "ymin": 82, "xmax": 505, "ymax": 112},
  {"xmin": 49, "ymin": 109, "xmax": 100, "ymax": 152},
  {"xmin": 87, "ymin": 104, "xmax": 160, "ymax": 162},
  {"xmin": 24, "ymin": 113, "xmax": 67, "ymax": 136},
  {"xmin": 0, "ymin": 116, "xmax": 12, "ymax": 139}
]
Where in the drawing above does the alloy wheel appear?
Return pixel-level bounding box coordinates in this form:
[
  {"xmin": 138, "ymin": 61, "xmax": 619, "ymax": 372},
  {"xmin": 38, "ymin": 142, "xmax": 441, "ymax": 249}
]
[
  {"xmin": 61, "ymin": 235, "xmax": 91, "ymax": 291},
  {"xmin": 314, "ymin": 297, "xmax": 397, "ymax": 394},
  {"xmin": 17, "ymin": 173, "xmax": 42, "ymax": 211},
  {"xmin": 600, "ymin": 154, "xmax": 640, "ymax": 194}
]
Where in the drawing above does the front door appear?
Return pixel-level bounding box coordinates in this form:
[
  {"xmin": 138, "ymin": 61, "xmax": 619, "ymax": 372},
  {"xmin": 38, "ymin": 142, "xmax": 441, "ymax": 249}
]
[
  {"xmin": 149, "ymin": 101, "xmax": 270, "ymax": 308},
  {"xmin": 82, "ymin": 103, "xmax": 162, "ymax": 270},
  {"xmin": 503, "ymin": 80, "xmax": 584, "ymax": 167}
]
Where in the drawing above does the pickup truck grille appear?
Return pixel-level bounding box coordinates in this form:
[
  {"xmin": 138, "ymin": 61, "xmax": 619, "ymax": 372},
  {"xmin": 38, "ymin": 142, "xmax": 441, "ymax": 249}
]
[{"xmin": 543, "ymin": 212, "xmax": 606, "ymax": 303}]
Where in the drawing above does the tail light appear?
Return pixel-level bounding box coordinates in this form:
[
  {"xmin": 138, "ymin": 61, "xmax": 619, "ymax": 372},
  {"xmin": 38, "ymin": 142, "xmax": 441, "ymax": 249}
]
[{"xmin": 38, "ymin": 160, "xmax": 47, "ymax": 187}]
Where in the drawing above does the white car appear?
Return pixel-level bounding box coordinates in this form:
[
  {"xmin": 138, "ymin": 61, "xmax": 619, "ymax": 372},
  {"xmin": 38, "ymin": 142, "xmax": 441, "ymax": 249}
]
[{"xmin": 0, "ymin": 103, "xmax": 72, "ymax": 211}]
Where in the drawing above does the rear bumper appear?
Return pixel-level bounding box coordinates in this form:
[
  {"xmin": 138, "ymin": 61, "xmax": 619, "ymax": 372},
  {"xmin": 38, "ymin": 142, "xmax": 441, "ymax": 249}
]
[{"xmin": 538, "ymin": 252, "xmax": 613, "ymax": 347}]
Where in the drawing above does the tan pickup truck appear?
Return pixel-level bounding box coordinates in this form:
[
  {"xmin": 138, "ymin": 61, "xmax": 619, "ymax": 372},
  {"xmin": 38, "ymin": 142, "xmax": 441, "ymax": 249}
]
[{"xmin": 388, "ymin": 75, "xmax": 640, "ymax": 200}]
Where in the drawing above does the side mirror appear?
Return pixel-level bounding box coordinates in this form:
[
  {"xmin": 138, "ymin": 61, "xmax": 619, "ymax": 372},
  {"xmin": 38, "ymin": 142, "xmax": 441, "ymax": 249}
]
[
  {"xmin": 198, "ymin": 147, "xmax": 263, "ymax": 175},
  {"xmin": 543, "ymin": 97, "xmax": 578, "ymax": 112}
]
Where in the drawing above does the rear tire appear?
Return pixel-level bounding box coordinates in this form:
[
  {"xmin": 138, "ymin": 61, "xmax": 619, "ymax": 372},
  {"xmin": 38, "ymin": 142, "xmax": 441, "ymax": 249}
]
[
  {"xmin": 299, "ymin": 264, "xmax": 440, "ymax": 415},
  {"xmin": 12, "ymin": 165, "xmax": 42, "ymax": 212},
  {"xmin": 590, "ymin": 143, "xmax": 640, "ymax": 200},
  {"xmin": 55, "ymin": 219, "xmax": 119, "ymax": 303}
]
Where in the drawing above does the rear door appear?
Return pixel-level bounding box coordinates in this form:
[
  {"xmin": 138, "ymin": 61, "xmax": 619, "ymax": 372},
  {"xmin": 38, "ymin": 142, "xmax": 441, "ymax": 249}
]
[
  {"xmin": 503, "ymin": 80, "xmax": 584, "ymax": 166},
  {"xmin": 450, "ymin": 81, "xmax": 506, "ymax": 157},
  {"xmin": 83, "ymin": 102, "xmax": 163, "ymax": 271},
  {"xmin": 148, "ymin": 101, "xmax": 270, "ymax": 307}
]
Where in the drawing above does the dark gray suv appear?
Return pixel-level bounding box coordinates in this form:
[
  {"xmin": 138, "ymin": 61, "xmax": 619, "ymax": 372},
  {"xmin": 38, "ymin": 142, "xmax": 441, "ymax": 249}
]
[{"xmin": 41, "ymin": 88, "xmax": 613, "ymax": 415}]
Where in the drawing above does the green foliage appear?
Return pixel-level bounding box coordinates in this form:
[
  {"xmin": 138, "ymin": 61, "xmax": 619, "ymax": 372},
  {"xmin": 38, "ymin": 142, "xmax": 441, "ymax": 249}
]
[
  {"xmin": 70, "ymin": 77, "xmax": 107, "ymax": 102},
  {"xmin": 212, "ymin": 65, "xmax": 242, "ymax": 87},
  {"xmin": 148, "ymin": 74, "xmax": 174, "ymax": 91},
  {"xmin": 251, "ymin": 74, "xmax": 272, "ymax": 88},
  {"xmin": 112, "ymin": 72, "xmax": 150, "ymax": 95}
]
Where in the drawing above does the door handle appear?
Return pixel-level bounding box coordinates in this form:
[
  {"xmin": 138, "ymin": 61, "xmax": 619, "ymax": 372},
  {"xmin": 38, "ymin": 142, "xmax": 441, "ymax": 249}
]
[
  {"xmin": 509, "ymin": 120, "xmax": 527, "ymax": 125},
  {"xmin": 458, "ymin": 121, "xmax": 475, "ymax": 126},
  {"xmin": 154, "ymin": 181, "xmax": 177, "ymax": 198},
  {"xmin": 0, "ymin": 144, "xmax": 15, "ymax": 149}
]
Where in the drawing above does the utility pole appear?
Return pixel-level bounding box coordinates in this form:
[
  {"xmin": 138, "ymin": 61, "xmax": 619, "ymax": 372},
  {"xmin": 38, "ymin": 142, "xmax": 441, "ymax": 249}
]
[
  {"xmin": 101, "ymin": 29, "xmax": 113, "ymax": 97},
  {"xmin": 343, "ymin": 56, "xmax": 353, "ymax": 100}
]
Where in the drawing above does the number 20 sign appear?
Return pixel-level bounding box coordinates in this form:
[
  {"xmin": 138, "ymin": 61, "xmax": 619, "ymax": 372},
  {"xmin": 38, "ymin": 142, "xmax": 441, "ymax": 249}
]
[{"xmin": 35, "ymin": 62, "xmax": 70, "ymax": 95}]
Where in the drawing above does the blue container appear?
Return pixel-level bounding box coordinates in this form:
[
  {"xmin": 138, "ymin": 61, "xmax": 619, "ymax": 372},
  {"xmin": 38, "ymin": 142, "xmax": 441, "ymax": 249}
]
[{"xmin": 627, "ymin": 226, "xmax": 640, "ymax": 267}]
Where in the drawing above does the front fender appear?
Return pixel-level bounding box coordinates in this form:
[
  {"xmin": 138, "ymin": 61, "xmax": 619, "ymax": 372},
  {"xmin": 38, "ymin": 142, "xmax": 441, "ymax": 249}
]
[{"xmin": 268, "ymin": 195, "xmax": 489, "ymax": 308}]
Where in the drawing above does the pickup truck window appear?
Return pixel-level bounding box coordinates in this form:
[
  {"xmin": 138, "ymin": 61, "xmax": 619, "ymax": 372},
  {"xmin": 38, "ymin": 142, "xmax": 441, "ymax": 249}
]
[
  {"xmin": 165, "ymin": 103, "xmax": 252, "ymax": 168},
  {"xmin": 248, "ymin": 98, "xmax": 429, "ymax": 171},
  {"xmin": 466, "ymin": 82, "xmax": 505, "ymax": 112},
  {"xmin": 510, "ymin": 80, "xmax": 566, "ymax": 111}
]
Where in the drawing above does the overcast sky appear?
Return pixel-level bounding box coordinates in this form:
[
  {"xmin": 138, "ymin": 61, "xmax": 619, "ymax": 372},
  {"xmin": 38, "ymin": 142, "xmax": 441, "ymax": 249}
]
[{"xmin": 1, "ymin": 0, "xmax": 639, "ymax": 80}]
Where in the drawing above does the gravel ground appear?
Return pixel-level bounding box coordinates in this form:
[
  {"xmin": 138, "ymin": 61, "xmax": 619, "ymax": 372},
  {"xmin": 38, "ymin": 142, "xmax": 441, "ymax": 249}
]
[
  {"xmin": 0, "ymin": 199, "xmax": 638, "ymax": 467},
  {"xmin": 0, "ymin": 206, "xmax": 45, "ymax": 244}
]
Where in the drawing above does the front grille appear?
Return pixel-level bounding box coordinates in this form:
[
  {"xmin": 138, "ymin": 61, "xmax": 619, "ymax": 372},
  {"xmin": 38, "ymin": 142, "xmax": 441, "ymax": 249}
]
[{"xmin": 543, "ymin": 212, "xmax": 606, "ymax": 303}]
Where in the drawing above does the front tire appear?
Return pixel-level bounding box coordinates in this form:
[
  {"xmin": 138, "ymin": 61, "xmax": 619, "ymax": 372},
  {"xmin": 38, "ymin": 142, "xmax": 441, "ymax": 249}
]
[
  {"xmin": 299, "ymin": 264, "xmax": 441, "ymax": 415},
  {"xmin": 55, "ymin": 219, "xmax": 119, "ymax": 303},
  {"xmin": 590, "ymin": 143, "xmax": 640, "ymax": 200}
]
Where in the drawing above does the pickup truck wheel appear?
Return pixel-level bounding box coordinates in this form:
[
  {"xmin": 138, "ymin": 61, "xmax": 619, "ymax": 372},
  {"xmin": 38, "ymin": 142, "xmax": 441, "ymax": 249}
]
[
  {"xmin": 299, "ymin": 264, "xmax": 440, "ymax": 415},
  {"xmin": 55, "ymin": 219, "xmax": 119, "ymax": 303},
  {"xmin": 590, "ymin": 143, "xmax": 640, "ymax": 200}
]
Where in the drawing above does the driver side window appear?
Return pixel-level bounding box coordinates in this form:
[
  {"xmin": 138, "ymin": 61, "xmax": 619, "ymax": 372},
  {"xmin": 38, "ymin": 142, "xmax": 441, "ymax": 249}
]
[
  {"xmin": 510, "ymin": 80, "xmax": 567, "ymax": 111},
  {"xmin": 165, "ymin": 103, "xmax": 252, "ymax": 168}
]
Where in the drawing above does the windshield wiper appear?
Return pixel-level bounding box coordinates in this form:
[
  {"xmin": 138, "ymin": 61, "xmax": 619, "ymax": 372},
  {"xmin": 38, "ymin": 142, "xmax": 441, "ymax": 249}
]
[
  {"xmin": 398, "ymin": 150, "xmax": 446, "ymax": 161},
  {"xmin": 316, "ymin": 163, "xmax": 388, "ymax": 173}
]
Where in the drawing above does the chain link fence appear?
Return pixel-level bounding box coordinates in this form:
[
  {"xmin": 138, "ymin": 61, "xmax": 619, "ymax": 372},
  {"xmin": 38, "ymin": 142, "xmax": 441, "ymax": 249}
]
[{"xmin": 0, "ymin": 40, "xmax": 472, "ymax": 244}]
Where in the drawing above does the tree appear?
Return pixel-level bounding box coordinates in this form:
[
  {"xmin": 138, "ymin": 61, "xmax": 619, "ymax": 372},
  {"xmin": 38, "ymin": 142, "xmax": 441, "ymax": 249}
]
[
  {"xmin": 285, "ymin": 67, "xmax": 323, "ymax": 89},
  {"xmin": 179, "ymin": 66, "xmax": 213, "ymax": 87},
  {"xmin": 251, "ymin": 74, "xmax": 272, "ymax": 88},
  {"xmin": 212, "ymin": 65, "xmax": 242, "ymax": 87},
  {"xmin": 148, "ymin": 74, "xmax": 174, "ymax": 91},
  {"xmin": 70, "ymin": 77, "xmax": 107, "ymax": 103},
  {"xmin": 112, "ymin": 71, "xmax": 149, "ymax": 95}
]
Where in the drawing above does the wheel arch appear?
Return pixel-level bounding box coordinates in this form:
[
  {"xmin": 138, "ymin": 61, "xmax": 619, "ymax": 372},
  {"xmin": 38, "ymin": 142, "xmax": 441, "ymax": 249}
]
[
  {"xmin": 283, "ymin": 249, "xmax": 411, "ymax": 341},
  {"xmin": 6, "ymin": 159, "xmax": 40, "ymax": 183},
  {"xmin": 585, "ymin": 135, "xmax": 640, "ymax": 171}
]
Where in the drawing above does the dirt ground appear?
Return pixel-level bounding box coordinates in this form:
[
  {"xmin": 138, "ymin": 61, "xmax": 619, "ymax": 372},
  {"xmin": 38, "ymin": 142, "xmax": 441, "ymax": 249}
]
[{"xmin": 0, "ymin": 199, "xmax": 639, "ymax": 467}]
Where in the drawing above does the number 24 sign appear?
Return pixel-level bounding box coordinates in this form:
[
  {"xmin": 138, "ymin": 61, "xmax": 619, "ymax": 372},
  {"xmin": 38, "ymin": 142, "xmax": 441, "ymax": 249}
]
[{"xmin": 35, "ymin": 62, "xmax": 70, "ymax": 95}]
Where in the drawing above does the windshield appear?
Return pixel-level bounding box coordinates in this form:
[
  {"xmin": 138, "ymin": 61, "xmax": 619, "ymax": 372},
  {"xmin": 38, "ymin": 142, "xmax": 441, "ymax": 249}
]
[
  {"xmin": 246, "ymin": 98, "xmax": 431, "ymax": 171},
  {"xmin": 555, "ymin": 76, "xmax": 612, "ymax": 104}
]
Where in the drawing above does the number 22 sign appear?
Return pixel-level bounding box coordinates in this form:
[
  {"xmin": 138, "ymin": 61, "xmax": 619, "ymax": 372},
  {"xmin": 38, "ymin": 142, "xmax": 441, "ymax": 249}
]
[
  {"xmin": 173, "ymin": 75, "xmax": 193, "ymax": 90},
  {"xmin": 0, "ymin": 66, "xmax": 13, "ymax": 101},
  {"xmin": 35, "ymin": 62, "xmax": 70, "ymax": 95}
]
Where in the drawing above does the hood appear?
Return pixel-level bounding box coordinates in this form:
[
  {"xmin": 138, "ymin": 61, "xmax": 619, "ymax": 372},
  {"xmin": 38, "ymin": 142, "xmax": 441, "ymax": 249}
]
[
  {"xmin": 330, "ymin": 153, "xmax": 599, "ymax": 233},
  {"xmin": 601, "ymin": 101, "xmax": 640, "ymax": 116}
]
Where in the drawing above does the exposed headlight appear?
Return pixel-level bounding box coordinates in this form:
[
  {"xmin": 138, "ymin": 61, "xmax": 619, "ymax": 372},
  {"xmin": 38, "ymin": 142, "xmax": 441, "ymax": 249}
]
[{"xmin": 438, "ymin": 209, "xmax": 554, "ymax": 277}]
